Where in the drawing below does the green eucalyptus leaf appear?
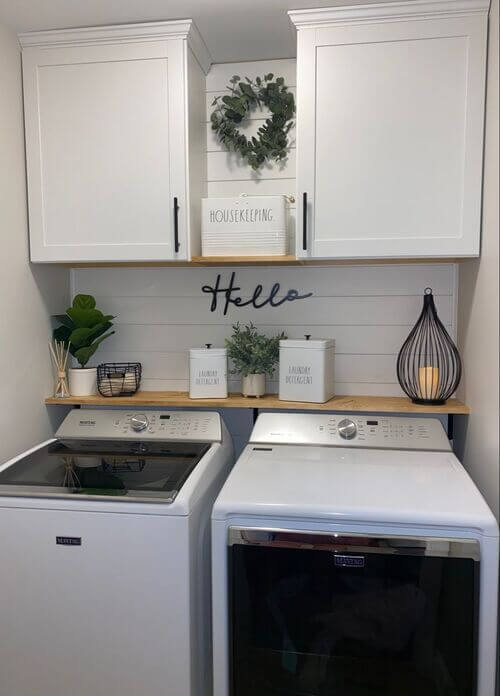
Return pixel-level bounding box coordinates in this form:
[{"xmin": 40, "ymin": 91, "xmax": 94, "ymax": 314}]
[
  {"xmin": 225, "ymin": 109, "xmax": 243, "ymax": 123},
  {"xmin": 239, "ymin": 83, "xmax": 256, "ymax": 99}
]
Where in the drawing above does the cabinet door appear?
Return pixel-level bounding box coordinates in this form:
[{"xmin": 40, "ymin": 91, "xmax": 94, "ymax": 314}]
[
  {"xmin": 296, "ymin": 15, "xmax": 487, "ymax": 259},
  {"xmin": 23, "ymin": 40, "xmax": 187, "ymax": 262}
]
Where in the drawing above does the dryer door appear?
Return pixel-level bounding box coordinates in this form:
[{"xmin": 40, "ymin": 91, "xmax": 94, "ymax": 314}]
[{"xmin": 229, "ymin": 528, "xmax": 479, "ymax": 696}]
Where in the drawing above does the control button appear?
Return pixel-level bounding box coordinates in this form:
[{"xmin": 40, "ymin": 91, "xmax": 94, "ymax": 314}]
[
  {"xmin": 338, "ymin": 419, "xmax": 357, "ymax": 440},
  {"xmin": 130, "ymin": 413, "xmax": 149, "ymax": 432}
]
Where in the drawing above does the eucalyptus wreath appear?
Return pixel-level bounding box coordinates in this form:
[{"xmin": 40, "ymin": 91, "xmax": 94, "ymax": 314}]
[{"xmin": 210, "ymin": 73, "xmax": 295, "ymax": 171}]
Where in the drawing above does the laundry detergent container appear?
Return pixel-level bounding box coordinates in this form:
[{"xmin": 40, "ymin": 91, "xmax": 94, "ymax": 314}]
[
  {"xmin": 189, "ymin": 346, "xmax": 228, "ymax": 399},
  {"xmin": 279, "ymin": 337, "xmax": 334, "ymax": 403}
]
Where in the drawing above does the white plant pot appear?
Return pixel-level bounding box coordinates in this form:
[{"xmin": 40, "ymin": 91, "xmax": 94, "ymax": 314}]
[
  {"xmin": 68, "ymin": 367, "xmax": 97, "ymax": 397},
  {"xmin": 242, "ymin": 373, "xmax": 266, "ymax": 398}
]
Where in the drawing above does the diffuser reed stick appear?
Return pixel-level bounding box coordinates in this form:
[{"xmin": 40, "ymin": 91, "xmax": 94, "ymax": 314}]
[{"xmin": 49, "ymin": 339, "xmax": 71, "ymax": 398}]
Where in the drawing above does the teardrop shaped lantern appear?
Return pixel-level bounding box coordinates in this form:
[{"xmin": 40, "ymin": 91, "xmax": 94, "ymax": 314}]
[{"xmin": 397, "ymin": 288, "xmax": 462, "ymax": 405}]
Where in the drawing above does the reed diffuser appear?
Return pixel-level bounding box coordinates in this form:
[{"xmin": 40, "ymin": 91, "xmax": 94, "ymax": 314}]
[{"xmin": 49, "ymin": 339, "xmax": 71, "ymax": 398}]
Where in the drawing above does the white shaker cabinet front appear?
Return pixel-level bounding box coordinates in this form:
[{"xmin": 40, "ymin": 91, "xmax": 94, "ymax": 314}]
[
  {"xmin": 20, "ymin": 21, "xmax": 209, "ymax": 263},
  {"xmin": 290, "ymin": 1, "xmax": 488, "ymax": 259}
]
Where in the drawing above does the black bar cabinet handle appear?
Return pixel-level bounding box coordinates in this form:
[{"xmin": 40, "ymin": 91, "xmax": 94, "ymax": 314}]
[
  {"xmin": 173, "ymin": 197, "xmax": 180, "ymax": 253},
  {"xmin": 302, "ymin": 192, "xmax": 307, "ymax": 251}
]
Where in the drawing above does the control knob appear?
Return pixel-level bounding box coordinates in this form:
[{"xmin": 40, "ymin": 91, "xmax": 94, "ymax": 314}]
[
  {"xmin": 130, "ymin": 413, "xmax": 149, "ymax": 432},
  {"xmin": 338, "ymin": 418, "xmax": 357, "ymax": 440}
]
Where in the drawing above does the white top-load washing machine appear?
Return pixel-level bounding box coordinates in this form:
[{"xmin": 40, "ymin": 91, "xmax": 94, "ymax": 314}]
[
  {"xmin": 212, "ymin": 412, "xmax": 499, "ymax": 696},
  {"xmin": 0, "ymin": 409, "xmax": 233, "ymax": 696}
]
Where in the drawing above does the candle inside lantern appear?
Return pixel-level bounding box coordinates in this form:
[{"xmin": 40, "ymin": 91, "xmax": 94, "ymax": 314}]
[{"xmin": 418, "ymin": 366, "xmax": 440, "ymax": 400}]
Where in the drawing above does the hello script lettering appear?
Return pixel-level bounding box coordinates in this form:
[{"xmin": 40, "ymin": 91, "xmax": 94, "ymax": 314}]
[{"xmin": 202, "ymin": 272, "xmax": 313, "ymax": 316}]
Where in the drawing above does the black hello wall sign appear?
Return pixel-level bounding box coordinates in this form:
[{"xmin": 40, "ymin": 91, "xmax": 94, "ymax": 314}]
[{"xmin": 202, "ymin": 272, "xmax": 313, "ymax": 316}]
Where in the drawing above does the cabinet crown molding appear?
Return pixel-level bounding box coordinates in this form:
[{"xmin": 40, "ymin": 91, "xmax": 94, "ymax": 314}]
[
  {"xmin": 18, "ymin": 19, "xmax": 212, "ymax": 74},
  {"xmin": 288, "ymin": 0, "xmax": 489, "ymax": 27}
]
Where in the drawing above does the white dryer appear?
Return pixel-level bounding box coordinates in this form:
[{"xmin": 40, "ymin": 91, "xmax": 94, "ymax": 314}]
[
  {"xmin": 212, "ymin": 412, "xmax": 498, "ymax": 696},
  {"xmin": 0, "ymin": 409, "xmax": 234, "ymax": 696}
]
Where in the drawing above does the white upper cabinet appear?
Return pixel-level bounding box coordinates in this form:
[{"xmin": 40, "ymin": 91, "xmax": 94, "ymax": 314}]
[
  {"xmin": 20, "ymin": 21, "xmax": 210, "ymax": 263},
  {"xmin": 289, "ymin": 0, "xmax": 488, "ymax": 259}
]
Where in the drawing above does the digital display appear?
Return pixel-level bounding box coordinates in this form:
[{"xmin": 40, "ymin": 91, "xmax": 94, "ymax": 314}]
[
  {"xmin": 366, "ymin": 420, "xmax": 378, "ymax": 425},
  {"xmin": 160, "ymin": 415, "xmax": 171, "ymax": 420}
]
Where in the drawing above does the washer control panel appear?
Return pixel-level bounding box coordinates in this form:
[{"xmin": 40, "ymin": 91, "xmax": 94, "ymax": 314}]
[
  {"xmin": 56, "ymin": 410, "xmax": 222, "ymax": 443},
  {"xmin": 250, "ymin": 413, "xmax": 450, "ymax": 451}
]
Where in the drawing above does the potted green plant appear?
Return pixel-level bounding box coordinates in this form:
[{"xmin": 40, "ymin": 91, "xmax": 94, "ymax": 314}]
[
  {"xmin": 53, "ymin": 294, "xmax": 115, "ymax": 396},
  {"xmin": 225, "ymin": 323, "xmax": 286, "ymax": 397}
]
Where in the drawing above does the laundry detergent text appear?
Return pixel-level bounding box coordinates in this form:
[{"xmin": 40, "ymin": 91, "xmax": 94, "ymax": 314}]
[{"xmin": 286, "ymin": 365, "xmax": 313, "ymax": 385}]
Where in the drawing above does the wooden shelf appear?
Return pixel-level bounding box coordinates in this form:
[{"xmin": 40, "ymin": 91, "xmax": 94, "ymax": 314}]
[
  {"xmin": 45, "ymin": 392, "xmax": 469, "ymax": 414},
  {"xmin": 64, "ymin": 256, "xmax": 465, "ymax": 268}
]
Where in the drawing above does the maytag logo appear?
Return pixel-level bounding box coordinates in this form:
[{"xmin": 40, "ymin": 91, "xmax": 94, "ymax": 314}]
[
  {"xmin": 79, "ymin": 420, "xmax": 96, "ymax": 426},
  {"xmin": 334, "ymin": 554, "xmax": 365, "ymax": 568},
  {"xmin": 56, "ymin": 536, "xmax": 82, "ymax": 546}
]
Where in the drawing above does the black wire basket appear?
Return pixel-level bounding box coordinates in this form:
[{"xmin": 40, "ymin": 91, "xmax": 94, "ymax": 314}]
[
  {"xmin": 397, "ymin": 288, "xmax": 462, "ymax": 405},
  {"xmin": 97, "ymin": 363, "xmax": 142, "ymax": 397}
]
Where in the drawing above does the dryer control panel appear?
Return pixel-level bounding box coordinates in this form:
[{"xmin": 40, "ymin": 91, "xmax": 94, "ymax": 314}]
[
  {"xmin": 250, "ymin": 413, "xmax": 450, "ymax": 451},
  {"xmin": 56, "ymin": 409, "xmax": 222, "ymax": 443}
]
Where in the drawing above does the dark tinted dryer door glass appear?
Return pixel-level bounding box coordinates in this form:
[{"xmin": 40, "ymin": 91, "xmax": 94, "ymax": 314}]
[{"xmin": 230, "ymin": 543, "xmax": 478, "ymax": 696}]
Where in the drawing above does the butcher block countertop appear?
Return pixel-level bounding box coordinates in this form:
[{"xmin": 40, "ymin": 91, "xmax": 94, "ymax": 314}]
[{"xmin": 45, "ymin": 392, "xmax": 469, "ymax": 414}]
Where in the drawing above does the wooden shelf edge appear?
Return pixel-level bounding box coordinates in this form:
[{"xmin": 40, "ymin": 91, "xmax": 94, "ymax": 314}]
[{"xmin": 45, "ymin": 392, "xmax": 470, "ymax": 415}]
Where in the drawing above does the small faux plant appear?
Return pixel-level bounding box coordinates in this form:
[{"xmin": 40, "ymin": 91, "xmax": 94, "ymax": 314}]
[
  {"xmin": 53, "ymin": 294, "xmax": 115, "ymax": 368},
  {"xmin": 225, "ymin": 323, "xmax": 286, "ymax": 377}
]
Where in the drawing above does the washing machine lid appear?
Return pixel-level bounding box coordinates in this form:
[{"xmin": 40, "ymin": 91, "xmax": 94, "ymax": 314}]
[
  {"xmin": 0, "ymin": 439, "xmax": 210, "ymax": 503},
  {"xmin": 212, "ymin": 444, "xmax": 499, "ymax": 537}
]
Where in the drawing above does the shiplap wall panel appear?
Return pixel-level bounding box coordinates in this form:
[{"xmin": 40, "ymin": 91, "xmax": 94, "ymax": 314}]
[
  {"xmin": 92, "ymin": 323, "xmax": 450, "ymax": 356},
  {"xmin": 207, "ymin": 149, "xmax": 296, "ymax": 182},
  {"xmin": 89, "ymin": 294, "xmax": 453, "ymax": 327},
  {"xmin": 206, "ymin": 60, "xmax": 297, "ymax": 91},
  {"xmin": 73, "ymin": 263, "xmax": 457, "ymax": 397},
  {"xmin": 207, "ymin": 180, "xmax": 295, "ymax": 197},
  {"xmin": 77, "ymin": 265, "xmax": 454, "ymax": 298}
]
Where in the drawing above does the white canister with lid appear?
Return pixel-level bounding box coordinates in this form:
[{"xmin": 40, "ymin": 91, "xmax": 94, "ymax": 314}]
[
  {"xmin": 189, "ymin": 345, "xmax": 228, "ymax": 399},
  {"xmin": 279, "ymin": 336, "xmax": 335, "ymax": 403}
]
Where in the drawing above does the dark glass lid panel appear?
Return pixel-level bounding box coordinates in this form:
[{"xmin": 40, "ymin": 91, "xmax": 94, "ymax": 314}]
[
  {"xmin": 0, "ymin": 441, "xmax": 210, "ymax": 501},
  {"xmin": 231, "ymin": 544, "xmax": 478, "ymax": 696}
]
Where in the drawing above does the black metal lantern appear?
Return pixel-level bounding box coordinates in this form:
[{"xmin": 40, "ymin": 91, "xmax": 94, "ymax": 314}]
[{"xmin": 397, "ymin": 288, "xmax": 462, "ymax": 405}]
